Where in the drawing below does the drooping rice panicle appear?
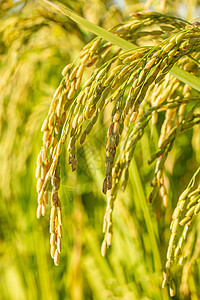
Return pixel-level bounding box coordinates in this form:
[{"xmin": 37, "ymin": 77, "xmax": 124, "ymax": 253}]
[{"xmin": 35, "ymin": 13, "xmax": 200, "ymax": 290}]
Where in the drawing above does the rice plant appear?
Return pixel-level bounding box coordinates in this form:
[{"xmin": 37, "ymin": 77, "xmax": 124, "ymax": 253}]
[{"xmin": 1, "ymin": 0, "xmax": 200, "ymax": 299}]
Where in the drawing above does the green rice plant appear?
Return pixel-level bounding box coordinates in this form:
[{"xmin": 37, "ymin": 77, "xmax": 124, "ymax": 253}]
[
  {"xmin": 35, "ymin": 1, "xmax": 200, "ymax": 296},
  {"xmin": 1, "ymin": 1, "xmax": 200, "ymax": 299}
]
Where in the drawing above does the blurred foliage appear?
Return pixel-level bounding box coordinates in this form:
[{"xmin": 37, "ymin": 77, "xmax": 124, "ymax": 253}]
[{"xmin": 0, "ymin": 0, "xmax": 200, "ymax": 299}]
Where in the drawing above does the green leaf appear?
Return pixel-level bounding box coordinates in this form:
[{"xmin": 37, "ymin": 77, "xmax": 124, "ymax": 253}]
[
  {"xmin": 41, "ymin": 0, "xmax": 200, "ymax": 92},
  {"xmin": 41, "ymin": 0, "xmax": 138, "ymax": 51},
  {"xmin": 170, "ymin": 65, "xmax": 200, "ymax": 92}
]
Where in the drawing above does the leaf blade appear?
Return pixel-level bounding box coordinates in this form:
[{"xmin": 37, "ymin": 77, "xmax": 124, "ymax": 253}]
[
  {"xmin": 41, "ymin": 0, "xmax": 200, "ymax": 92},
  {"xmin": 41, "ymin": 0, "xmax": 137, "ymax": 51},
  {"xmin": 170, "ymin": 65, "xmax": 200, "ymax": 92}
]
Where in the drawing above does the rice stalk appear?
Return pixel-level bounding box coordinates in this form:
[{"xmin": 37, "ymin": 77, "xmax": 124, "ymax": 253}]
[{"xmin": 34, "ymin": 4, "xmax": 200, "ymax": 296}]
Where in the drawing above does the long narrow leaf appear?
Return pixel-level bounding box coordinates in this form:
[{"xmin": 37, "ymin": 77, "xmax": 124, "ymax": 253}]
[
  {"xmin": 170, "ymin": 65, "xmax": 200, "ymax": 92},
  {"xmin": 41, "ymin": 0, "xmax": 137, "ymax": 51},
  {"xmin": 41, "ymin": 0, "xmax": 200, "ymax": 93}
]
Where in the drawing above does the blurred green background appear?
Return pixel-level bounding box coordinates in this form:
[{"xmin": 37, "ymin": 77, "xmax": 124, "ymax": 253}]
[{"xmin": 1, "ymin": 0, "xmax": 200, "ymax": 299}]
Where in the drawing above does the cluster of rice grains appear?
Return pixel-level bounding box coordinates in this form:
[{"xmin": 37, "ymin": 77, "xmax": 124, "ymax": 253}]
[
  {"xmin": 163, "ymin": 168, "xmax": 200, "ymax": 297},
  {"xmin": 36, "ymin": 11, "xmax": 200, "ymax": 294}
]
